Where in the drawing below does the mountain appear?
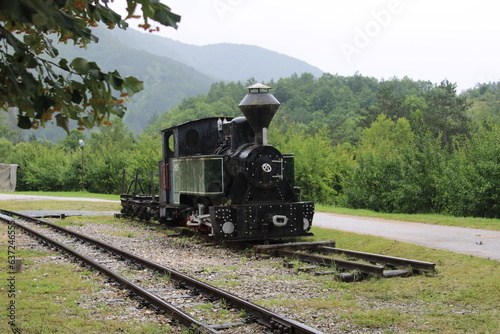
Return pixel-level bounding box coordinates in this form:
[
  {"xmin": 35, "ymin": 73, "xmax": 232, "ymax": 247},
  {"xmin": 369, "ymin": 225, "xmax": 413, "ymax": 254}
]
[
  {"xmin": 111, "ymin": 28, "xmax": 324, "ymax": 83},
  {"xmin": 21, "ymin": 26, "xmax": 323, "ymax": 138},
  {"xmin": 54, "ymin": 27, "xmax": 215, "ymax": 134}
]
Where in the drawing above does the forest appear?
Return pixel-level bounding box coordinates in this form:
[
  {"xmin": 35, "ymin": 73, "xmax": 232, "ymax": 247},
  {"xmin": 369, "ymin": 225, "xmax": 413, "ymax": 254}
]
[{"xmin": 1, "ymin": 73, "xmax": 499, "ymax": 218}]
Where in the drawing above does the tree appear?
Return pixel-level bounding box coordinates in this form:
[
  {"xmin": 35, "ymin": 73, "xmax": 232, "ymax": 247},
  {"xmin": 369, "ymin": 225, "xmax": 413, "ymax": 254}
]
[
  {"xmin": 465, "ymin": 82, "xmax": 500, "ymax": 123},
  {"xmin": 343, "ymin": 115, "xmax": 435, "ymax": 213},
  {"xmin": 423, "ymin": 80, "xmax": 471, "ymax": 147},
  {"xmin": 0, "ymin": 0, "xmax": 180, "ymax": 132},
  {"xmin": 58, "ymin": 128, "xmax": 87, "ymax": 150},
  {"xmin": 435, "ymin": 122, "xmax": 500, "ymax": 218},
  {"xmin": 0, "ymin": 137, "xmax": 14, "ymax": 162},
  {"xmin": 84, "ymin": 118, "xmax": 134, "ymax": 193},
  {"xmin": 0, "ymin": 111, "xmax": 22, "ymax": 142},
  {"xmin": 270, "ymin": 124, "xmax": 345, "ymax": 204}
]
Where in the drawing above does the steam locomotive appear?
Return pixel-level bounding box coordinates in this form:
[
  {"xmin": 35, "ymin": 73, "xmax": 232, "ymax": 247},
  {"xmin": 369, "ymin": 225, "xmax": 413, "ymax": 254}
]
[{"xmin": 121, "ymin": 84, "xmax": 314, "ymax": 241}]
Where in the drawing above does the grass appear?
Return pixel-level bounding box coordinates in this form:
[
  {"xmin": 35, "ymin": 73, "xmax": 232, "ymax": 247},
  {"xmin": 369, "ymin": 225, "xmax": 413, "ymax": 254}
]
[
  {"xmin": 1, "ymin": 195, "xmax": 499, "ymax": 332},
  {"xmin": 0, "ymin": 191, "xmax": 120, "ymax": 201},
  {"xmin": 316, "ymin": 204, "xmax": 500, "ymax": 231},
  {"xmin": 48, "ymin": 216, "xmax": 128, "ymax": 229},
  {"xmin": 187, "ymin": 302, "xmax": 244, "ymax": 325},
  {"xmin": 187, "ymin": 226, "xmax": 499, "ymax": 332},
  {"xmin": 1, "ymin": 215, "xmax": 498, "ymax": 333},
  {"xmin": 296, "ymin": 227, "xmax": 499, "ymax": 332},
  {"xmin": 0, "ymin": 200, "xmax": 120, "ymax": 212},
  {"xmin": 0, "ymin": 191, "xmax": 121, "ymax": 213},
  {"xmin": 0, "ymin": 231, "xmax": 176, "ymax": 333}
]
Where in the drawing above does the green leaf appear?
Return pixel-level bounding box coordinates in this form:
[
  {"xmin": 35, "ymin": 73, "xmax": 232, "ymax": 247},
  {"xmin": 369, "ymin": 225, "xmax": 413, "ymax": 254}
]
[
  {"xmin": 70, "ymin": 57, "xmax": 91, "ymax": 75},
  {"xmin": 55, "ymin": 113, "xmax": 70, "ymax": 134},
  {"xmin": 33, "ymin": 95, "xmax": 55, "ymax": 118},
  {"xmin": 25, "ymin": 54, "xmax": 39, "ymax": 69},
  {"xmin": 89, "ymin": 3, "xmax": 127, "ymax": 28},
  {"xmin": 17, "ymin": 116, "xmax": 32, "ymax": 129},
  {"xmin": 58, "ymin": 58, "xmax": 69, "ymax": 71},
  {"xmin": 20, "ymin": 71, "xmax": 38, "ymax": 92},
  {"xmin": 2, "ymin": 0, "xmax": 181, "ymax": 133},
  {"xmin": 89, "ymin": 68, "xmax": 103, "ymax": 80},
  {"xmin": 123, "ymin": 76, "xmax": 144, "ymax": 96},
  {"xmin": 43, "ymin": 35, "xmax": 59, "ymax": 57},
  {"xmin": 105, "ymin": 71, "xmax": 125, "ymax": 90},
  {"xmin": 153, "ymin": 6, "xmax": 181, "ymax": 29},
  {"xmin": 71, "ymin": 89, "xmax": 83, "ymax": 104},
  {"xmin": 53, "ymin": 11, "xmax": 98, "ymax": 43}
]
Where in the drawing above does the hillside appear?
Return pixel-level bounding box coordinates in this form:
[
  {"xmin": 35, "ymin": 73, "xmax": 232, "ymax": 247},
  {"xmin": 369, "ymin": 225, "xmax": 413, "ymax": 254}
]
[
  {"xmin": 20, "ymin": 26, "xmax": 323, "ymax": 138},
  {"xmin": 63, "ymin": 27, "xmax": 325, "ymax": 134},
  {"xmin": 111, "ymin": 28, "xmax": 324, "ymax": 83},
  {"xmin": 54, "ymin": 27, "xmax": 215, "ymax": 135}
]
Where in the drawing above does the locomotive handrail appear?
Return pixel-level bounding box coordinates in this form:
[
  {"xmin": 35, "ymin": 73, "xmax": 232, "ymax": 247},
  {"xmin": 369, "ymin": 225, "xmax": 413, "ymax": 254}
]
[
  {"xmin": 122, "ymin": 168, "xmax": 157, "ymax": 196},
  {"xmin": 161, "ymin": 163, "xmax": 170, "ymax": 190}
]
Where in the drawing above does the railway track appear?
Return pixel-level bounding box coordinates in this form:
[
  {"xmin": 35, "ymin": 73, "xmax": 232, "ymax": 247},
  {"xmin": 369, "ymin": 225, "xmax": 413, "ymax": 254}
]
[
  {"xmin": 0, "ymin": 209, "xmax": 323, "ymax": 334},
  {"xmin": 254, "ymin": 241, "xmax": 436, "ymax": 282}
]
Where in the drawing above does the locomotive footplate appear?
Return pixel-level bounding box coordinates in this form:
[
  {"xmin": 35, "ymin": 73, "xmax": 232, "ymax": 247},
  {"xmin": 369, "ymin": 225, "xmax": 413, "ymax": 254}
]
[{"xmin": 210, "ymin": 202, "xmax": 314, "ymax": 240}]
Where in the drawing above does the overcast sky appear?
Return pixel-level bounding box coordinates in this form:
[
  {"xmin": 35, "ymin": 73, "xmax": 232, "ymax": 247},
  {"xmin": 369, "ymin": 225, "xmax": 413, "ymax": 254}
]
[{"xmin": 120, "ymin": 0, "xmax": 499, "ymax": 92}]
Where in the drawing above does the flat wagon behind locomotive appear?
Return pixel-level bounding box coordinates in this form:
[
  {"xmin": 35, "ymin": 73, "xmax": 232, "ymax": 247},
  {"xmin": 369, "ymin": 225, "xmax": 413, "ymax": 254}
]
[{"xmin": 121, "ymin": 84, "xmax": 314, "ymax": 241}]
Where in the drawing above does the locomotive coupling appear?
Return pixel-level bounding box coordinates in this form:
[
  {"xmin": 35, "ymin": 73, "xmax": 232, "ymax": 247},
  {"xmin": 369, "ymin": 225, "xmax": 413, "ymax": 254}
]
[
  {"xmin": 271, "ymin": 215, "xmax": 289, "ymax": 227},
  {"xmin": 266, "ymin": 213, "xmax": 289, "ymax": 227}
]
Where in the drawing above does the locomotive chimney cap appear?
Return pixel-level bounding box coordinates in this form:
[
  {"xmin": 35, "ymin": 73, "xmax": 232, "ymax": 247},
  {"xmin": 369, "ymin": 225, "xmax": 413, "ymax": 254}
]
[{"xmin": 246, "ymin": 83, "xmax": 272, "ymax": 93}]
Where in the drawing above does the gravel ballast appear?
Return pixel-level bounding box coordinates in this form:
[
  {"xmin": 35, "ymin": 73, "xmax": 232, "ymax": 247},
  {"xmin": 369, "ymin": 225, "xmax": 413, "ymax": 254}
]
[{"xmin": 17, "ymin": 218, "xmax": 440, "ymax": 333}]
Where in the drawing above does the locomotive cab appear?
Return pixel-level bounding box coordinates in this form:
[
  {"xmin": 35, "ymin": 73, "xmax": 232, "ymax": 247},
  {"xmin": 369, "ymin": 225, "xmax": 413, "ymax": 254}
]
[{"xmin": 153, "ymin": 84, "xmax": 314, "ymax": 241}]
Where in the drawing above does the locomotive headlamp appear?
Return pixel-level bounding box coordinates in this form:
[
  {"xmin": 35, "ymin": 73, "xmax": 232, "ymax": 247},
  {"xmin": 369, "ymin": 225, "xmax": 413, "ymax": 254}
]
[
  {"xmin": 303, "ymin": 218, "xmax": 311, "ymax": 231},
  {"xmin": 238, "ymin": 83, "xmax": 280, "ymax": 146},
  {"xmin": 222, "ymin": 221, "xmax": 235, "ymax": 235}
]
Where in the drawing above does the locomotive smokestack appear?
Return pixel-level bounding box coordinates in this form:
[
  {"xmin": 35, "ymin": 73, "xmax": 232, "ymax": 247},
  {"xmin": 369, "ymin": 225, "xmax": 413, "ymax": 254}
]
[{"xmin": 238, "ymin": 83, "xmax": 280, "ymax": 145}]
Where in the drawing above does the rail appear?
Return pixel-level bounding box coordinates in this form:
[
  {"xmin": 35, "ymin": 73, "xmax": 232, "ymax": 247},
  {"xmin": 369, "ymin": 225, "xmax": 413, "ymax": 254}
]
[
  {"xmin": 254, "ymin": 241, "xmax": 436, "ymax": 281},
  {"xmin": 0, "ymin": 209, "xmax": 323, "ymax": 334}
]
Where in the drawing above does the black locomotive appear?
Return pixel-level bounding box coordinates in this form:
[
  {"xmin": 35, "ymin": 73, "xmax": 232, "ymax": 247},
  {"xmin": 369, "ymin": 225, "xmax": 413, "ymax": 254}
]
[{"xmin": 121, "ymin": 84, "xmax": 314, "ymax": 241}]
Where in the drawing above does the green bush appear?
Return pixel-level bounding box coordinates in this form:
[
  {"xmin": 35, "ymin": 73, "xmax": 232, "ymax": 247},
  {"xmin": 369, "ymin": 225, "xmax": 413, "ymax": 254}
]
[
  {"xmin": 12, "ymin": 142, "xmax": 74, "ymax": 191},
  {"xmin": 343, "ymin": 115, "xmax": 439, "ymax": 213},
  {"xmin": 436, "ymin": 122, "xmax": 500, "ymax": 218}
]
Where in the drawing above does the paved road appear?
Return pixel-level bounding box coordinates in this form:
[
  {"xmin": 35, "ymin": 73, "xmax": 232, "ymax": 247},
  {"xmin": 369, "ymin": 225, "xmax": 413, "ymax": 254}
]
[{"xmin": 313, "ymin": 212, "xmax": 500, "ymax": 261}]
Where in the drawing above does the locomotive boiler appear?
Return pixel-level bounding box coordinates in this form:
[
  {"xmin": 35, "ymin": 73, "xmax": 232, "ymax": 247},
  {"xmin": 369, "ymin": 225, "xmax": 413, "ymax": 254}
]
[{"xmin": 121, "ymin": 84, "xmax": 314, "ymax": 241}]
